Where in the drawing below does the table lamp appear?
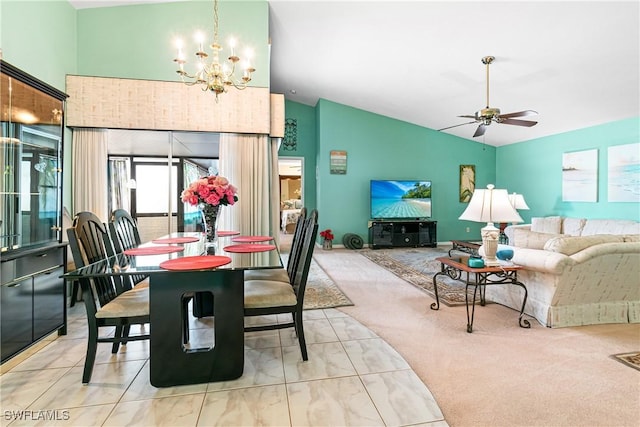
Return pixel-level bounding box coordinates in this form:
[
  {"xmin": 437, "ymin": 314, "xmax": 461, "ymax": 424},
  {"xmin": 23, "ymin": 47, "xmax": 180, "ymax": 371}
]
[
  {"xmin": 459, "ymin": 184, "xmax": 523, "ymax": 266},
  {"xmin": 498, "ymin": 192, "xmax": 530, "ymax": 243}
]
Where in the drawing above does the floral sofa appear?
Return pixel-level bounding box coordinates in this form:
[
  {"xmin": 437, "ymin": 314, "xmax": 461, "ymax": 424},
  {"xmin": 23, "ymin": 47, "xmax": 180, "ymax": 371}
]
[{"xmin": 490, "ymin": 217, "xmax": 640, "ymax": 328}]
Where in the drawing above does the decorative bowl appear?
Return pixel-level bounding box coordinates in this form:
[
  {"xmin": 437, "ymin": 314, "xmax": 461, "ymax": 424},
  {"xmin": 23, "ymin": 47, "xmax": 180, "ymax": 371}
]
[{"xmin": 496, "ymin": 249, "xmax": 514, "ymax": 261}]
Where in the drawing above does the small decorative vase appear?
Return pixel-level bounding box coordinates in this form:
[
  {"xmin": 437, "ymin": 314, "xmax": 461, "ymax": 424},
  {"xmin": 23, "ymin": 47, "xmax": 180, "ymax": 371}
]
[
  {"xmin": 322, "ymin": 239, "xmax": 332, "ymax": 250},
  {"xmin": 201, "ymin": 205, "xmax": 220, "ymax": 250}
]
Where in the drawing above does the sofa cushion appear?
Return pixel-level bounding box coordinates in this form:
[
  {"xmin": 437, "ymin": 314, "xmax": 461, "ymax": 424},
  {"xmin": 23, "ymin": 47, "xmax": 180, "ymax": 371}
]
[
  {"xmin": 562, "ymin": 217, "xmax": 586, "ymax": 236},
  {"xmin": 531, "ymin": 216, "xmax": 562, "ymax": 234},
  {"xmin": 623, "ymin": 234, "xmax": 640, "ymax": 242},
  {"xmin": 513, "ymin": 229, "xmax": 562, "ymax": 249},
  {"xmin": 581, "ymin": 219, "xmax": 640, "ymax": 236},
  {"xmin": 543, "ymin": 234, "xmax": 625, "ymax": 256}
]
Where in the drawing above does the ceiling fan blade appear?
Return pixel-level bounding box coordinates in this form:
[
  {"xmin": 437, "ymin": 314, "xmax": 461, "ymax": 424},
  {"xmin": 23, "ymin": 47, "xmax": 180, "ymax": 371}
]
[
  {"xmin": 473, "ymin": 124, "xmax": 487, "ymax": 138},
  {"xmin": 438, "ymin": 121, "xmax": 477, "ymax": 131},
  {"xmin": 500, "ymin": 118, "xmax": 538, "ymax": 127},
  {"xmin": 457, "ymin": 115, "xmax": 477, "ymax": 119},
  {"xmin": 498, "ymin": 110, "xmax": 538, "ymax": 119}
]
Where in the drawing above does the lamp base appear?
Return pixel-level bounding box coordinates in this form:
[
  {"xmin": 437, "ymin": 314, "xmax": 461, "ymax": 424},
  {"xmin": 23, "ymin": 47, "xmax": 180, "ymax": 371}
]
[{"xmin": 481, "ymin": 222, "xmax": 501, "ymax": 267}]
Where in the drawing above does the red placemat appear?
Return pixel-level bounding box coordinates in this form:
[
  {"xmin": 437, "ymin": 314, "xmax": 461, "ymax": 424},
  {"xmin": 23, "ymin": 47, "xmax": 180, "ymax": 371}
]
[
  {"xmin": 159, "ymin": 255, "xmax": 232, "ymax": 271},
  {"xmin": 231, "ymin": 235, "xmax": 274, "ymax": 243},
  {"xmin": 151, "ymin": 236, "xmax": 199, "ymax": 244},
  {"xmin": 123, "ymin": 246, "xmax": 185, "ymax": 256},
  {"xmin": 223, "ymin": 243, "xmax": 277, "ymax": 253},
  {"xmin": 217, "ymin": 230, "xmax": 241, "ymax": 237}
]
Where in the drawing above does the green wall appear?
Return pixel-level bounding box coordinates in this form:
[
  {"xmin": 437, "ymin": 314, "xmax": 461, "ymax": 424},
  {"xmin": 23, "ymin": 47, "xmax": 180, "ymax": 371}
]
[
  {"xmin": 278, "ymin": 100, "xmax": 317, "ymax": 212},
  {"xmin": 314, "ymin": 99, "xmax": 497, "ymax": 243},
  {"xmin": 497, "ymin": 117, "xmax": 640, "ymax": 222},
  {"xmin": 76, "ymin": 1, "xmax": 269, "ymax": 87}
]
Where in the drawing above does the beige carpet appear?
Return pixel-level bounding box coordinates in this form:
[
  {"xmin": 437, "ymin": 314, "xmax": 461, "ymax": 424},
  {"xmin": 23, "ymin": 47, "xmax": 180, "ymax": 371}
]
[
  {"xmin": 359, "ymin": 247, "xmax": 472, "ymax": 306},
  {"xmin": 312, "ymin": 248, "xmax": 640, "ymax": 427}
]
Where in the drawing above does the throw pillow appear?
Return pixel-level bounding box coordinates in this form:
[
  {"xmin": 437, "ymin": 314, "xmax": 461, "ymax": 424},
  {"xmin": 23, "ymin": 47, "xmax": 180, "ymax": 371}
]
[
  {"xmin": 513, "ymin": 229, "xmax": 561, "ymax": 249},
  {"xmin": 531, "ymin": 216, "xmax": 562, "ymax": 234},
  {"xmin": 562, "ymin": 218, "xmax": 587, "ymax": 236},
  {"xmin": 544, "ymin": 234, "xmax": 625, "ymax": 256}
]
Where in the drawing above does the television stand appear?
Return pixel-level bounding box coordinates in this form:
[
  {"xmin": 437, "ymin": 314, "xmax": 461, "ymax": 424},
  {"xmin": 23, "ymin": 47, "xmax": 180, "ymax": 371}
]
[{"xmin": 368, "ymin": 219, "xmax": 437, "ymax": 249}]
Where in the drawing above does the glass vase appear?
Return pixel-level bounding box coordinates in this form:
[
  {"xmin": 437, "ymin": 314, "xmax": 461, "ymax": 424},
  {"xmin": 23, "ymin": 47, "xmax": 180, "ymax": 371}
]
[
  {"xmin": 201, "ymin": 205, "xmax": 220, "ymax": 252},
  {"xmin": 322, "ymin": 239, "xmax": 332, "ymax": 250}
]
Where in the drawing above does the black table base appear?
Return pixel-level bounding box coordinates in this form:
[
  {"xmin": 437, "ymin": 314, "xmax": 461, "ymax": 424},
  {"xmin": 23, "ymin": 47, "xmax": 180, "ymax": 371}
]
[{"xmin": 149, "ymin": 270, "xmax": 244, "ymax": 387}]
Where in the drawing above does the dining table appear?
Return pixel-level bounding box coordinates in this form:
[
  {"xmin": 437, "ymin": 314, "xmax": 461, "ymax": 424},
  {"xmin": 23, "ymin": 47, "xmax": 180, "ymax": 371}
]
[{"xmin": 62, "ymin": 232, "xmax": 282, "ymax": 387}]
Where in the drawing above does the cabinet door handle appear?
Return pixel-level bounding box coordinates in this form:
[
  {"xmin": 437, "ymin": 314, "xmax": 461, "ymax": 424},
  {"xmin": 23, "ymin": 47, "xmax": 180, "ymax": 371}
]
[
  {"xmin": 38, "ymin": 253, "xmax": 48, "ymax": 257},
  {"xmin": 7, "ymin": 283, "xmax": 21, "ymax": 288}
]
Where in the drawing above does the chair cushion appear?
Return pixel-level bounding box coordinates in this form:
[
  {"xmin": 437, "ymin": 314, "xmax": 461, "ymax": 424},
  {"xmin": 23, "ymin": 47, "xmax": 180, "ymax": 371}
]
[
  {"xmin": 96, "ymin": 287, "xmax": 149, "ymax": 318},
  {"xmin": 244, "ymin": 280, "xmax": 297, "ymax": 309},
  {"xmin": 244, "ymin": 268, "xmax": 290, "ymax": 283}
]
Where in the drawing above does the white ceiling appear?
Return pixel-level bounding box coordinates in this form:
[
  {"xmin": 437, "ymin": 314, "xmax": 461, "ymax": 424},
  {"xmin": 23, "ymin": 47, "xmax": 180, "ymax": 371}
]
[{"xmin": 69, "ymin": 1, "xmax": 639, "ymax": 147}]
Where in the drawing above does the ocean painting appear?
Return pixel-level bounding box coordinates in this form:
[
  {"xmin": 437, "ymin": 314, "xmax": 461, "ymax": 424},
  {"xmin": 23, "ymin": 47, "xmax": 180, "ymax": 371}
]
[
  {"xmin": 370, "ymin": 180, "xmax": 432, "ymax": 218},
  {"xmin": 562, "ymin": 149, "xmax": 598, "ymax": 202},
  {"xmin": 608, "ymin": 143, "xmax": 640, "ymax": 202}
]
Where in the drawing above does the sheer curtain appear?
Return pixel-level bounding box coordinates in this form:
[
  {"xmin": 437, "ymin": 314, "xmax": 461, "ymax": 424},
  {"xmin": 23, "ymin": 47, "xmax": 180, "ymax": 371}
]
[
  {"xmin": 72, "ymin": 128, "xmax": 109, "ymax": 221},
  {"xmin": 218, "ymin": 134, "xmax": 279, "ymax": 244}
]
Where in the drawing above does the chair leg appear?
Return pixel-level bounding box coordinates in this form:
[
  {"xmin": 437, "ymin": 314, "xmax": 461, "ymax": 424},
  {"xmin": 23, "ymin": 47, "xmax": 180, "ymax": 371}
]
[
  {"xmin": 121, "ymin": 325, "xmax": 131, "ymax": 345},
  {"xmin": 294, "ymin": 311, "xmax": 308, "ymax": 361},
  {"xmin": 69, "ymin": 280, "xmax": 80, "ymax": 307},
  {"xmin": 83, "ymin": 324, "xmax": 99, "ymax": 384},
  {"xmin": 112, "ymin": 326, "xmax": 123, "ymax": 353}
]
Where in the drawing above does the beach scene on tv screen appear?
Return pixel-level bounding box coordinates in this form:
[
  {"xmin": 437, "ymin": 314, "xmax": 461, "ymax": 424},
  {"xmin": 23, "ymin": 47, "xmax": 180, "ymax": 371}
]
[{"xmin": 371, "ymin": 180, "xmax": 432, "ymax": 218}]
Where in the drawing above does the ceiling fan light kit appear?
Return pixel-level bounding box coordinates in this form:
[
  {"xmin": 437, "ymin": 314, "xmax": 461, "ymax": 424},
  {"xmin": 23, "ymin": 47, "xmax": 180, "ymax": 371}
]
[{"xmin": 439, "ymin": 55, "xmax": 538, "ymax": 138}]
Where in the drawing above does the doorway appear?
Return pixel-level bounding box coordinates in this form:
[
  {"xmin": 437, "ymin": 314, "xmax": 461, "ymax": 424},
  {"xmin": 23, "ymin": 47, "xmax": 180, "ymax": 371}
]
[{"xmin": 278, "ymin": 157, "xmax": 303, "ymax": 235}]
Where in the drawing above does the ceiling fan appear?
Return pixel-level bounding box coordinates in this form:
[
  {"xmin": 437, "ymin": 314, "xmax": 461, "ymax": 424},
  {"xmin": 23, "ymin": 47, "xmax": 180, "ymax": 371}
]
[{"xmin": 439, "ymin": 56, "xmax": 538, "ymax": 138}]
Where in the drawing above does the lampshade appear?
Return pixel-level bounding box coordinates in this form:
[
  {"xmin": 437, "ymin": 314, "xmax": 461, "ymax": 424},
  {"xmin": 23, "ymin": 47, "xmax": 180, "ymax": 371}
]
[
  {"xmin": 459, "ymin": 185, "xmax": 523, "ymax": 224},
  {"xmin": 508, "ymin": 193, "xmax": 530, "ymax": 210},
  {"xmin": 459, "ymin": 184, "xmax": 523, "ymax": 266}
]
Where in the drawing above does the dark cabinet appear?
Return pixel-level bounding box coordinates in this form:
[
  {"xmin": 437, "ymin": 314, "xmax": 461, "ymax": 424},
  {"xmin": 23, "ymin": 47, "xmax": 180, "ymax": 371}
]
[
  {"xmin": 1, "ymin": 60, "xmax": 68, "ymax": 363},
  {"xmin": 1, "ymin": 245, "xmax": 67, "ymax": 362},
  {"xmin": 369, "ymin": 220, "xmax": 437, "ymax": 249}
]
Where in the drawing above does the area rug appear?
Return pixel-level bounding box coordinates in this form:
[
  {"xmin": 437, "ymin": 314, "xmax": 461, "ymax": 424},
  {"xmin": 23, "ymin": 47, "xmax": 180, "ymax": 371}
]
[
  {"xmin": 358, "ymin": 247, "xmax": 474, "ymax": 306},
  {"xmin": 281, "ymin": 254, "xmax": 353, "ymax": 310},
  {"xmin": 611, "ymin": 351, "xmax": 640, "ymax": 371}
]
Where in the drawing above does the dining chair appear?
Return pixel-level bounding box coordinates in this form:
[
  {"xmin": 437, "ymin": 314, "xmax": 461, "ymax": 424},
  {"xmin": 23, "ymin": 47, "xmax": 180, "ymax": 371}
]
[
  {"xmin": 67, "ymin": 211, "xmax": 150, "ymax": 384},
  {"xmin": 243, "ymin": 209, "xmax": 318, "ymax": 360},
  {"xmin": 108, "ymin": 209, "xmax": 149, "ymax": 288},
  {"xmin": 243, "ymin": 206, "xmax": 308, "ymax": 283}
]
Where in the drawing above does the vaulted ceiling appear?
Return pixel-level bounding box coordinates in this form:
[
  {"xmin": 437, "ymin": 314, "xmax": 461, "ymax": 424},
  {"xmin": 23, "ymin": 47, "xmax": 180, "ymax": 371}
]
[{"xmin": 69, "ymin": 1, "xmax": 640, "ymax": 147}]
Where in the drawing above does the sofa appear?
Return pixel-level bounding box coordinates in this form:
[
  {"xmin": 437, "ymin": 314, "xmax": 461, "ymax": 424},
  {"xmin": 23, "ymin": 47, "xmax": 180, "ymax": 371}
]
[{"xmin": 488, "ymin": 216, "xmax": 640, "ymax": 328}]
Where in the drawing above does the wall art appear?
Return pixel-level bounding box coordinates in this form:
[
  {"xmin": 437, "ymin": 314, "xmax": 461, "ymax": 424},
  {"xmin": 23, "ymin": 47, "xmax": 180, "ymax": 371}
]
[
  {"xmin": 562, "ymin": 149, "xmax": 598, "ymax": 202},
  {"xmin": 459, "ymin": 164, "xmax": 475, "ymax": 203},
  {"xmin": 608, "ymin": 142, "xmax": 640, "ymax": 202}
]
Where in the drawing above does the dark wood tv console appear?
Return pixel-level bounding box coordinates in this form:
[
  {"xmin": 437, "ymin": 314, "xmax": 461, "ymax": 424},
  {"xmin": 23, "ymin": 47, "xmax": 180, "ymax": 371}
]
[{"xmin": 368, "ymin": 220, "xmax": 437, "ymax": 249}]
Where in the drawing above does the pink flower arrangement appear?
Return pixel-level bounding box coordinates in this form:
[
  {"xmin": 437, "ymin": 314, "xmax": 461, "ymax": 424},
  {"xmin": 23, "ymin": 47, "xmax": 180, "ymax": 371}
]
[{"xmin": 180, "ymin": 175, "xmax": 238, "ymax": 209}]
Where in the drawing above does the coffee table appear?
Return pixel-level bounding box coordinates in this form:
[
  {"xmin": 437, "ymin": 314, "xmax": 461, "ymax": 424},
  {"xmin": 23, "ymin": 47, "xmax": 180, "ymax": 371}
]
[
  {"xmin": 449, "ymin": 240, "xmax": 482, "ymax": 257},
  {"xmin": 431, "ymin": 256, "xmax": 531, "ymax": 333}
]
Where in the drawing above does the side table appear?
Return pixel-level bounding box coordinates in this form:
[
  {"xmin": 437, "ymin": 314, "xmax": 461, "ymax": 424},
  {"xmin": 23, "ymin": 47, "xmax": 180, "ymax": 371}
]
[{"xmin": 431, "ymin": 256, "xmax": 531, "ymax": 333}]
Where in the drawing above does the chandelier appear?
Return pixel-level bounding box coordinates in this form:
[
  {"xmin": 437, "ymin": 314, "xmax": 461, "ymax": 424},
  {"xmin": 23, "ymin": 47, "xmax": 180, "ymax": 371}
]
[{"xmin": 172, "ymin": 0, "xmax": 255, "ymax": 101}]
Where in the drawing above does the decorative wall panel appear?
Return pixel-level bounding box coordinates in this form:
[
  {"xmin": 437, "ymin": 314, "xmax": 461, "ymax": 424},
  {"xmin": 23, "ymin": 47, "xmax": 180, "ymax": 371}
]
[{"xmin": 65, "ymin": 75, "xmax": 277, "ymax": 134}]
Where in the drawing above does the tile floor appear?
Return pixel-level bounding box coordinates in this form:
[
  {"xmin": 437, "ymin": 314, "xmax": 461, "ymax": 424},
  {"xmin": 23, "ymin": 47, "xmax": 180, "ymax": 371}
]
[{"xmin": 0, "ymin": 301, "xmax": 447, "ymax": 426}]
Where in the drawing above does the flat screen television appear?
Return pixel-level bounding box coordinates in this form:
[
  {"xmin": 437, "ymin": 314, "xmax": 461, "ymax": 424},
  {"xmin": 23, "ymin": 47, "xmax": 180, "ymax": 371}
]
[{"xmin": 370, "ymin": 180, "xmax": 432, "ymax": 219}]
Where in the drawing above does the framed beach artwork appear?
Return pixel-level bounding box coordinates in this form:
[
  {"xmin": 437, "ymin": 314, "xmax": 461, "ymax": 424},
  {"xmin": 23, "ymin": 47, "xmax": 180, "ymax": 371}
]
[
  {"xmin": 608, "ymin": 143, "xmax": 640, "ymax": 202},
  {"xmin": 459, "ymin": 165, "xmax": 475, "ymax": 203},
  {"xmin": 562, "ymin": 149, "xmax": 598, "ymax": 202}
]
